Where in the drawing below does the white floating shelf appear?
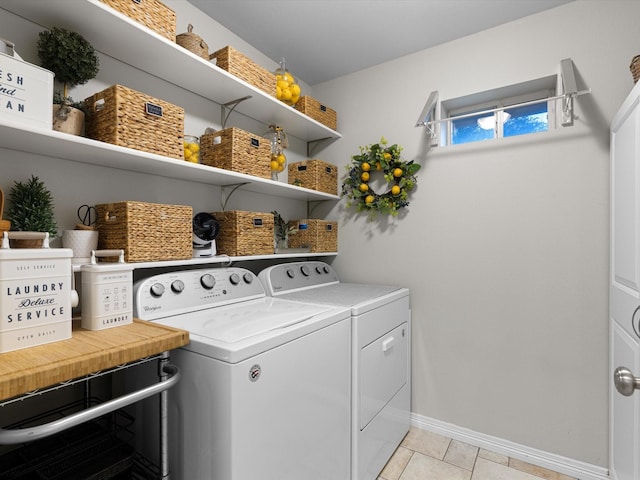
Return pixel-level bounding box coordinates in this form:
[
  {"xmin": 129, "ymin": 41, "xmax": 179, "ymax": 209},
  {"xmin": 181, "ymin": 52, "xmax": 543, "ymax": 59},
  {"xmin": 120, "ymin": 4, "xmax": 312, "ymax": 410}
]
[
  {"xmin": 0, "ymin": 120, "xmax": 339, "ymax": 201},
  {"xmin": 0, "ymin": 0, "xmax": 341, "ymax": 143}
]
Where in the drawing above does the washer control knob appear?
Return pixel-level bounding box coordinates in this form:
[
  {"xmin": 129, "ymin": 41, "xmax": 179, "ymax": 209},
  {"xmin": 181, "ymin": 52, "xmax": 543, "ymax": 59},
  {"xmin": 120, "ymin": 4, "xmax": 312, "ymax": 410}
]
[
  {"xmin": 315, "ymin": 266, "xmax": 323, "ymax": 274},
  {"xmin": 243, "ymin": 272, "xmax": 254, "ymax": 284},
  {"xmin": 286, "ymin": 268, "xmax": 295, "ymax": 279},
  {"xmin": 171, "ymin": 279, "xmax": 185, "ymax": 293},
  {"xmin": 300, "ymin": 265, "xmax": 310, "ymax": 276},
  {"xmin": 229, "ymin": 273, "xmax": 240, "ymax": 285},
  {"xmin": 150, "ymin": 283, "xmax": 165, "ymax": 297},
  {"xmin": 200, "ymin": 273, "xmax": 216, "ymax": 289},
  {"xmin": 323, "ymin": 265, "xmax": 330, "ymax": 274}
]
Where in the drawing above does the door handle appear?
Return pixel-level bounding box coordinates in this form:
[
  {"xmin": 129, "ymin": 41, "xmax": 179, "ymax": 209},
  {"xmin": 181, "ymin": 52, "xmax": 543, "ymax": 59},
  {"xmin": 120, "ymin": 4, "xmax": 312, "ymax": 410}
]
[{"xmin": 614, "ymin": 366, "xmax": 640, "ymax": 396}]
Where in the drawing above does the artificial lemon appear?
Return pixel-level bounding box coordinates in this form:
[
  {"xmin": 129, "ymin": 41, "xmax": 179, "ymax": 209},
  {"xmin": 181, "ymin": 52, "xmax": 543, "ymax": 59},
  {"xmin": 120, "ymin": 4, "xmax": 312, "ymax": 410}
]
[
  {"xmin": 276, "ymin": 153, "xmax": 286, "ymax": 164},
  {"xmin": 361, "ymin": 172, "xmax": 370, "ymax": 181},
  {"xmin": 365, "ymin": 195, "xmax": 375, "ymax": 204},
  {"xmin": 275, "ymin": 59, "xmax": 301, "ymax": 106},
  {"xmin": 361, "ymin": 162, "xmax": 371, "ymax": 172},
  {"xmin": 391, "ymin": 185, "xmax": 401, "ymax": 195},
  {"xmin": 393, "ymin": 168, "xmax": 403, "ymax": 177},
  {"xmin": 270, "ymin": 160, "xmax": 279, "ymax": 171},
  {"xmin": 277, "ymin": 79, "xmax": 289, "ymax": 90},
  {"xmin": 359, "ymin": 183, "xmax": 369, "ymax": 192},
  {"xmin": 183, "ymin": 136, "xmax": 200, "ymax": 163},
  {"xmin": 383, "ymin": 152, "xmax": 392, "ymax": 160}
]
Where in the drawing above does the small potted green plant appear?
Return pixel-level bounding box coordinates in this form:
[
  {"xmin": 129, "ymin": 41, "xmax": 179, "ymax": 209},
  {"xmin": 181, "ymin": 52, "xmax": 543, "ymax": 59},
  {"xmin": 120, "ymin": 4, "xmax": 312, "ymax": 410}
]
[
  {"xmin": 37, "ymin": 26, "xmax": 99, "ymax": 135},
  {"xmin": 7, "ymin": 175, "xmax": 58, "ymax": 247}
]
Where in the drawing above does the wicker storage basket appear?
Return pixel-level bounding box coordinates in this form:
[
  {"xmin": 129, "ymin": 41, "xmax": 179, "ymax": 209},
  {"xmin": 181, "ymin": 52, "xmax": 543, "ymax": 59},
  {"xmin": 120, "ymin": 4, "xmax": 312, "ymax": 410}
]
[
  {"xmin": 288, "ymin": 219, "xmax": 337, "ymax": 253},
  {"xmin": 176, "ymin": 24, "xmax": 209, "ymax": 60},
  {"xmin": 85, "ymin": 84, "xmax": 184, "ymax": 160},
  {"xmin": 99, "ymin": 0, "xmax": 176, "ymax": 41},
  {"xmin": 288, "ymin": 159, "xmax": 338, "ymax": 195},
  {"xmin": 212, "ymin": 210, "xmax": 274, "ymax": 256},
  {"xmin": 631, "ymin": 55, "xmax": 640, "ymax": 84},
  {"xmin": 295, "ymin": 96, "xmax": 337, "ymax": 130},
  {"xmin": 209, "ymin": 46, "xmax": 276, "ymax": 97},
  {"xmin": 200, "ymin": 127, "xmax": 271, "ymax": 179},
  {"xmin": 96, "ymin": 201, "xmax": 193, "ymax": 262}
]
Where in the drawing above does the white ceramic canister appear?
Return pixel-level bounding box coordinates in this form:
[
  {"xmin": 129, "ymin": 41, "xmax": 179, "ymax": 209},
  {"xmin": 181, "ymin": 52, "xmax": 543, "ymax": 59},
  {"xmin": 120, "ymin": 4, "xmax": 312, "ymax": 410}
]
[
  {"xmin": 0, "ymin": 232, "xmax": 77, "ymax": 352},
  {"xmin": 80, "ymin": 250, "xmax": 133, "ymax": 331},
  {"xmin": 62, "ymin": 230, "xmax": 99, "ymax": 264}
]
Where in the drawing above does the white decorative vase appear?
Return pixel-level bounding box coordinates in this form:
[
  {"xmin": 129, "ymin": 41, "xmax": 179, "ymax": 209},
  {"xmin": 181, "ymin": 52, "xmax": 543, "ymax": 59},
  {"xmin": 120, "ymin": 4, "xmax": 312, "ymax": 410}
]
[
  {"xmin": 52, "ymin": 105, "xmax": 85, "ymax": 135},
  {"xmin": 62, "ymin": 230, "xmax": 99, "ymax": 264}
]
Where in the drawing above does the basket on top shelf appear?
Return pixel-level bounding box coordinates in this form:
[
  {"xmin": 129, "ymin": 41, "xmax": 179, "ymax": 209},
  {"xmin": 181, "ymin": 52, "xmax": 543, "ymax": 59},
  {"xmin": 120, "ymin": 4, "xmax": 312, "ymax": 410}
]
[
  {"xmin": 631, "ymin": 55, "xmax": 640, "ymax": 84},
  {"xmin": 295, "ymin": 96, "xmax": 337, "ymax": 131},
  {"xmin": 99, "ymin": 0, "xmax": 176, "ymax": 41},
  {"xmin": 210, "ymin": 46, "xmax": 276, "ymax": 97},
  {"xmin": 212, "ymin": 210, "xmax": 275, "ymax": 256},
  {"xmin": 84, "ymin": 84, "xmax": 185, "ymax": 160},
  {"xmin": 96, "ymin": 201, "xmax": 193, "ymax": 263},
  {"xmin": 288, "ymin": 159, "xmax": 338, "ymax": 195},
  {"xmin": 176, "ymin": 24, "xmax": 209, "ymax": 60},
  {"xmin": 200, "ymin": 127, "xmax": 271, "ymax": 179},
  {"xmin": 287, "ymin": 219, "xmax": 338, "ymax": 253}
]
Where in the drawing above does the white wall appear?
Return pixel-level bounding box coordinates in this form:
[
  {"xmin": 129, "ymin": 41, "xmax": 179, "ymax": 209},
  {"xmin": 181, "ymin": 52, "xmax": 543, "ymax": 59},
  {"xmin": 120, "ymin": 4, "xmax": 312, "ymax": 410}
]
[{"xmin": 313, "ymin": 0, "xmax": 640, "ymax": 467}]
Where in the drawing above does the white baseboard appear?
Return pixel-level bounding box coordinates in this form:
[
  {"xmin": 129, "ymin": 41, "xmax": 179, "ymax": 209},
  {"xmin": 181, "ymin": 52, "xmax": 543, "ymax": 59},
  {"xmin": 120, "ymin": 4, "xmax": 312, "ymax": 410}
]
[{"xmin": 411, "ymin": 413, "xmax": 609, "ymax": 480}]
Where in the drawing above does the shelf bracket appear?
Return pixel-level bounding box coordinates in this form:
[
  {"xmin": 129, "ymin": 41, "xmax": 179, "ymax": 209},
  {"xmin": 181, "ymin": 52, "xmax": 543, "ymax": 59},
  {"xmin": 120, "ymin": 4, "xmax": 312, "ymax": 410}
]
[
  {"xmin": 220, "ymin": 182, "xmax": 250, "ymax": 210},
  {"xmin": 221, "ymin": 96, "xmax": 252, "ymax": 129},
  {"xmin": 307, "ymin": 137, "xmax": 335, "ymax": 157},
  {"xmin": 307, "ymin": 199, "xmax": 332, "ymax": 217}
]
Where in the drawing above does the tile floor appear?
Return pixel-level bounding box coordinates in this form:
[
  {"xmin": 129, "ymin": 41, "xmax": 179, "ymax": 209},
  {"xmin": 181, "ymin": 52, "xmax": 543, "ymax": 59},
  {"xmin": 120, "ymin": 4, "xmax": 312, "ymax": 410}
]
[{"xmin": 378, "ymin": 427, "xmax": 577, "ymax": 480}]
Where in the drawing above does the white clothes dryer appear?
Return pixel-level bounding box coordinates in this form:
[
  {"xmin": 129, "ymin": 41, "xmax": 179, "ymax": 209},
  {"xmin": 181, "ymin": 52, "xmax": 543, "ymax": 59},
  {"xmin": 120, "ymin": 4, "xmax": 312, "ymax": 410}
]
[
  {"xmin": 259, "ymin": 261, "xmax": 411, "ymax": 480},
  {"xmin": 132, "ymin": 266, "xmax": 352, "ymax": 480}
]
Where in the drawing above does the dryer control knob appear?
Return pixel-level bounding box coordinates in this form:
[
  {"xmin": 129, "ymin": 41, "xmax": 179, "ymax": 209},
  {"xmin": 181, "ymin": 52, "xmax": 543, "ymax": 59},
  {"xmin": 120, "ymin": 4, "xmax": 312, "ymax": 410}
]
[
  {"xmin": 323, "ymin": 265, "xmax": 330, "ymax": 274},
  {"xmin": 286, "ymin": 268, "xmax": 295, "ymax": 278},
  {"xmin": 229, "ymin": 273, "xmax": 240, "ymax": 285},
  {"xmin": 150, "ymin": 283, "xmax": 165, "ymax": 297},
  {"xmin": 200, "ymin": 273, "xmax": 216, "ymax": 289},
  {"xmin": 300, "ymin": 265, "xmax": 310, "ymax": 276},
  {"xmin": 243, "ymin": 272, "xmax": 254, "ymax": 284},
  {"xmin": 171, "ymin": 279, "xmax": 185, "ymax": 293}
]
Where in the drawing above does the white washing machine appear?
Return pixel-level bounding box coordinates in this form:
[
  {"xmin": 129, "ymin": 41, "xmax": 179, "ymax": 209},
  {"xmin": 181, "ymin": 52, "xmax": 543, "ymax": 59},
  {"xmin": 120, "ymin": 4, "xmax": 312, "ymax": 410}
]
[
  {"xmin": 132, "ymin": 266, "xmax": 352, "ymax": 480},
  {"xmin": 259, "ymin": 261, "xmax": 411, "ymax": 480}
]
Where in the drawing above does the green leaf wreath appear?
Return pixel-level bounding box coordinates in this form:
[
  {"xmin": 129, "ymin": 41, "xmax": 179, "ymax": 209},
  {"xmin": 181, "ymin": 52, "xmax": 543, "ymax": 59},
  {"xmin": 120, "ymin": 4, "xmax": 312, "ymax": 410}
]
[{"xmin": 342, "ymin": 137, "xmax": 420, "ymax": 220}]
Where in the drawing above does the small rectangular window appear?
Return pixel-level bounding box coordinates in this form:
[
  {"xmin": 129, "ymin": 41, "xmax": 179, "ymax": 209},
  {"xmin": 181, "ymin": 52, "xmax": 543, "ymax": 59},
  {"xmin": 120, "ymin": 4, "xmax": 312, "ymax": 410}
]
[{"xmin": 440, "ymin": 75, "xmax": 557, "ymax": 147}]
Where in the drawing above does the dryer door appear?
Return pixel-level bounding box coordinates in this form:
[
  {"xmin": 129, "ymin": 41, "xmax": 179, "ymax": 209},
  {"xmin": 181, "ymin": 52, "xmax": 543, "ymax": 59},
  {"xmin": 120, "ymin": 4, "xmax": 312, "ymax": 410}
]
[{"xmin": 360, "ymin": 321, "xmax": 409, "ymax": 429}]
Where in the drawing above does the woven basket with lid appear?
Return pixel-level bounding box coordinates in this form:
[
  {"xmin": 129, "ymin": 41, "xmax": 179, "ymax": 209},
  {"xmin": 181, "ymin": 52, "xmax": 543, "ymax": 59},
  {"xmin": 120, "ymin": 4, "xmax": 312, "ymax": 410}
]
[{"xmin": 176, "ymin": 24, "xmax": 209, "ymax": 60}]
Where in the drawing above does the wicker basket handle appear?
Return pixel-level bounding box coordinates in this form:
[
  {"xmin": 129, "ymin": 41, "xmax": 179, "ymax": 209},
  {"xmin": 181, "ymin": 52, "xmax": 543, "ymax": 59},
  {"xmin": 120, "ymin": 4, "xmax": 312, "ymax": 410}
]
[
  {"xmin": 99, "ymin": 204, "xmax": 118, "ymax": 223},
  {"xmin": 90, "ymin": 91, "xmax": 107, "ymax": 112}
]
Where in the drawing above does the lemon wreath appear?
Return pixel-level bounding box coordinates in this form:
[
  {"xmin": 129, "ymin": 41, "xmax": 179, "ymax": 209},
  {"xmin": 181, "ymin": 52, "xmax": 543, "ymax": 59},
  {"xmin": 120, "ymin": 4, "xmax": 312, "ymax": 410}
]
[{"xmin": 342, "ymin": 137, "xmax": 420, "ymax": 220}]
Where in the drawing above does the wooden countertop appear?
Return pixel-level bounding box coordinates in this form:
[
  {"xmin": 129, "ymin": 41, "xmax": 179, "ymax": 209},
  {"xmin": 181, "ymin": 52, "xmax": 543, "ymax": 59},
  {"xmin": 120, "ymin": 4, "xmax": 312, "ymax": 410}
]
[{"xmin": 0, "ymin": 319, "xmax": 189, "ymax": 401}]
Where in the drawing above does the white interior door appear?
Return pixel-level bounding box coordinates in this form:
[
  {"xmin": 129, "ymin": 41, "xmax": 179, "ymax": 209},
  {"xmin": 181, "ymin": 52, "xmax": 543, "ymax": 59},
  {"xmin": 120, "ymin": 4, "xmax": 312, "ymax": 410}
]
[{"xmin": 610, "ymin": 82, "xmax": 640, "ymax": 480}]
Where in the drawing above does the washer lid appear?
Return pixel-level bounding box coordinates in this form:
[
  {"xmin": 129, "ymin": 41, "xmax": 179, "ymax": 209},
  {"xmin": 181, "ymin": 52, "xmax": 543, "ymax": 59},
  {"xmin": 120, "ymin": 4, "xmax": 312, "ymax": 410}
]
[{"xmin": 154, "ymin": 297, "xmax": 350, "ymax": 363}]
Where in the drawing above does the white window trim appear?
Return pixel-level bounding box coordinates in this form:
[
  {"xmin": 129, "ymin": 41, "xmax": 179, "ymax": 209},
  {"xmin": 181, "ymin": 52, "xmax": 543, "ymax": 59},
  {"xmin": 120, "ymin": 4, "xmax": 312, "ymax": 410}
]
[{"xmin": 415, "ymin": 59, "xmax": 591, "ymax": 148}]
